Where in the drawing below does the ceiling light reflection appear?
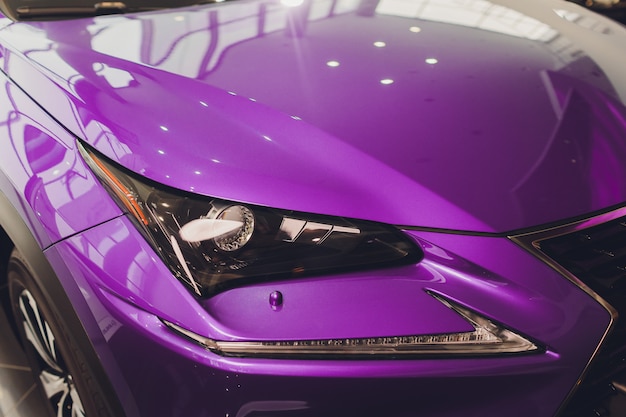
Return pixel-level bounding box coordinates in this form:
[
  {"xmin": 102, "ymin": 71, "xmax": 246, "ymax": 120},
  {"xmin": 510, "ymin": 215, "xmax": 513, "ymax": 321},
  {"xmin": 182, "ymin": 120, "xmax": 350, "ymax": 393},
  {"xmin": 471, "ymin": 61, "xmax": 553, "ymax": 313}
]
[
  {"xmin": 410, "ymin": 26, "xmax": 422, "ymax": 33},
  {"xmin": 380, "ymin": 79, "xmax": 394, "ymax": 85},
  {"xmin": 326, "ymin": 60, "xmax": 340, "ymax": 67},
  {"xmin": 374, "ymin": 41, "xmax": 386, "ymax": 47},
  {"xmin": 425, "ymin": 58, "xmax": 438, "ymax": 64},
  {"xmin": 281, "ymin": 0, "xmax": 304, "ymax": 6}
]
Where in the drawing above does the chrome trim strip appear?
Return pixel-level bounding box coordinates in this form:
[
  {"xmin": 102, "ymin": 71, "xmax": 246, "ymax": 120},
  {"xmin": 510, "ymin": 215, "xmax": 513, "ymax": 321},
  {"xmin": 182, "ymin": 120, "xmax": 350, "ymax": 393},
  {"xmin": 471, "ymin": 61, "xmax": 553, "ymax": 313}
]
[
  {"xmin": 163, "ymin": 293, "xmax": 539, "ymax": 358},
  {"xmin": 509, "ymin": 206, "xmax": 625, "ymax": 416}
]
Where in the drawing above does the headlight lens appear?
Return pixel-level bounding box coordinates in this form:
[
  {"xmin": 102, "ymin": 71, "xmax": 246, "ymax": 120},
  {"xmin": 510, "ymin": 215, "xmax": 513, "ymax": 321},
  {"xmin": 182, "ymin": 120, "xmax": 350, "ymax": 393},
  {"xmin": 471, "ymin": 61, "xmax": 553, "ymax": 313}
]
[{"xmin": 79, "ymin": 143, "xmax": 422, "ymax": 297}]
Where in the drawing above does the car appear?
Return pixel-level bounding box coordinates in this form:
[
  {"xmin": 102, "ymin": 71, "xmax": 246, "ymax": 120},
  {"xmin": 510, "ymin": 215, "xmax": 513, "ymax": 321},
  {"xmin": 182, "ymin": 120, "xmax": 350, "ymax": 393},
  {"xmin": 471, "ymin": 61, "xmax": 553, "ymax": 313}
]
[{"xmin": 0, "ymin": 0, "xmax": 625, "ymax": 416}]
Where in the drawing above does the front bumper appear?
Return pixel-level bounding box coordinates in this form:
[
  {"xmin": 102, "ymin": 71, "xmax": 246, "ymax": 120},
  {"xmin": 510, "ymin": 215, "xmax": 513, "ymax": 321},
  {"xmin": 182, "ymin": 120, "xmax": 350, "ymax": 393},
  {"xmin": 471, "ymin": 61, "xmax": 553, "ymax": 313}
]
[{"xmin": 44, "ymin": 214, "xmax": 613, "ymax": 417}]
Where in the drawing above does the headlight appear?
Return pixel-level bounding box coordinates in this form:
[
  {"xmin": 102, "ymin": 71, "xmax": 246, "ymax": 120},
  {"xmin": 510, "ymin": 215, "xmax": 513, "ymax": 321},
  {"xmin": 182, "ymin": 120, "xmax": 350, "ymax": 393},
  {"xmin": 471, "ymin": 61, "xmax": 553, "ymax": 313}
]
[{"xmin": 78, "ymin": 142, "xmax": 422, "ymax": 297}]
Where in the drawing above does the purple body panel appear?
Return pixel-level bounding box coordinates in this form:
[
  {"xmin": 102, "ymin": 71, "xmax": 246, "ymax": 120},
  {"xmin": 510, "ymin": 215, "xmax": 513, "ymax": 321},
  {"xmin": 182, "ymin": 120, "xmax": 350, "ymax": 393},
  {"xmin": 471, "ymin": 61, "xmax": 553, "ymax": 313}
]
[
  {"xmin": 1, "ymin": 0, "xmax": 626, "ymax": 233},
  {"xmin": 49, "ymin": 217, "xmax": 609, "ymax": 417},
  {"xmin": 0, "ymin": 77, "xmax": 122, "ymax": 246},
  {"xmin": 0, "ymin": 0, "xmax": 625, "ymax": 416}
]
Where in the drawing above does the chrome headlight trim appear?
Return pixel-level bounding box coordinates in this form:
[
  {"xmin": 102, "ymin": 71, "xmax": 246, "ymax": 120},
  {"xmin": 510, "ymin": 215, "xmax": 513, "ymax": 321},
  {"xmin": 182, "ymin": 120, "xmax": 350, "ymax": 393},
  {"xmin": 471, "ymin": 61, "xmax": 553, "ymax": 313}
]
[
  {"xmin": 162, "ymin": 292, "xmax": 539, "ymax": 358},
  {"xmin": 509, "ymin": 207, "xmax": 623, "ymax": 321}
]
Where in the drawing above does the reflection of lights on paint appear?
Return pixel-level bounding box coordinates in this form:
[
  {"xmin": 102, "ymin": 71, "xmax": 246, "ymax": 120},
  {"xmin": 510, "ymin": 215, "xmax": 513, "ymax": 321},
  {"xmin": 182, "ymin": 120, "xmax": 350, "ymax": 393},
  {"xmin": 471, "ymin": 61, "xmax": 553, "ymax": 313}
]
[
  {"xmin": 180, "ymin": 218, "xmax": 246, "ymax": 243},
  {"xmin": 263, "ymin": 135, "xmax": 272, "ymax": 142},
  {"xmin": 174, "ymin": 15, "xmax": 185, "ymax": 22},
  {"xmin": 200, "ymin": 101, "xmax": 208, "ymax": 107},
  {"xmin": 281, "ymin": 0, "xmax": 304, "ymax": 6},
  {"xmin": 410, "ymin": 26, "xmax": 422, "ymax": 33},
  {"xmin": 374, "ymin": 41, "xmax": 386, "ymax": 48},
  {"xmin": 93, "ymin": 63, "xmax": 134, "ymax": 88},
  {"xmin": 326, "ymin": 60, "xmax": 340, "ymax": 67},
  {"xmin": 158, "ymin": 150, "xmax": 165, "ymax": 155},
  {"xmin": 380, "ymin": 79, "xmax": 394, "ymax": 85},
  {"xmin": 194, "ymin": 170, "xmax": 202, "ymax": 175},
  {"xmin": 425, "ymin": 58, "xmax": 439, "ymax": 65},
  {"xmin": 291, "ymin": 115, "xmax": 302, "ymax": 121},
  {"xmin": 160, "ymin": 126, "xmax": 169, "ymax": 132},
  {"xmin": 211, "ymin": 159, "xmax": 221, "ymax": 164}
]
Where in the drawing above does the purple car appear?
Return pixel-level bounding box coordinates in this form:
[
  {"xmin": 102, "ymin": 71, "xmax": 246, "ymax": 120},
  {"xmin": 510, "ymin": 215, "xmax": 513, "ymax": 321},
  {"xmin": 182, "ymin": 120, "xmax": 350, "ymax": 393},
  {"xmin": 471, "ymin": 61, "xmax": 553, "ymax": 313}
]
[{"xmin": 0, "ymin": 0, "xmax": 625, "ymax": 416}]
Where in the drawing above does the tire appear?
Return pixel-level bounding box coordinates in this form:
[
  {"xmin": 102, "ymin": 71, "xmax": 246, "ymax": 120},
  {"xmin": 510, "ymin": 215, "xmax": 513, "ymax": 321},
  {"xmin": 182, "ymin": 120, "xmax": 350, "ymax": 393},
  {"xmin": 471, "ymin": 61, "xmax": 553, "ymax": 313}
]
[{"xmin": 8, "ymin": 248, "xmax": 111, "ymax": 417}]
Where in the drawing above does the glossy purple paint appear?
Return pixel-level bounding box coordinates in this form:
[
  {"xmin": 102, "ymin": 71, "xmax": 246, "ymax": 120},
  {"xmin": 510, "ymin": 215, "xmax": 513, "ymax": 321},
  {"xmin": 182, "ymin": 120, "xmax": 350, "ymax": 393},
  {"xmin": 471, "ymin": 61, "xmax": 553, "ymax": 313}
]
[
  {"xmin": 1, "ymin": 0, "xmax": 626, "ymax": 233},
  {"xmin": 0, "ymin": 0, "xmax": 625, "ymax": 416},
  {"xmin": 0, "ymin": 77, "xmax": 122, "ymax": 247},
  {"xmin": 48, "ymin": 218, "xmax": 609, "ymax": 417}
]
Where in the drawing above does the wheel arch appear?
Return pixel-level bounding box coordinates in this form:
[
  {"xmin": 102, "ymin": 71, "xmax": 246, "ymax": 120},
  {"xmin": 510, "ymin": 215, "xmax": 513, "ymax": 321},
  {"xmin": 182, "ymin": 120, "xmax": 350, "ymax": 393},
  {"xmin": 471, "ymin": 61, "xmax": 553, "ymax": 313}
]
[
  {"xmin": 0, "ymin": 188, "xmax": 129, "ymax": 417},
  {"xmin": 0, "ymin": 222, "xmax": 14, "ymax": 330}
]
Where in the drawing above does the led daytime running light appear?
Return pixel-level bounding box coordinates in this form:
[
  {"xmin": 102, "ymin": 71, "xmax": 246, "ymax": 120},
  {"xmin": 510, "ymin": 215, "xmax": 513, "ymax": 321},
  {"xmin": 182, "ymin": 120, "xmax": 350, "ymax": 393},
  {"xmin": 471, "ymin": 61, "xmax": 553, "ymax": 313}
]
[{"xmin": 163, "ymin": 293, "xmax": 539, "ymax": 358}]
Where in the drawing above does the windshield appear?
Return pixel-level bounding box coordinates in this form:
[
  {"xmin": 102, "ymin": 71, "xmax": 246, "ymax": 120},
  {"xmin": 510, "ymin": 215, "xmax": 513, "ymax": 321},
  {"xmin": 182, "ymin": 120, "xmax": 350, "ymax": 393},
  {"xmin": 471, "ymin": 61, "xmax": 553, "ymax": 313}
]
[{"xmin": 0, "ymin": 0, "xmax": 221, "ymax": 20}]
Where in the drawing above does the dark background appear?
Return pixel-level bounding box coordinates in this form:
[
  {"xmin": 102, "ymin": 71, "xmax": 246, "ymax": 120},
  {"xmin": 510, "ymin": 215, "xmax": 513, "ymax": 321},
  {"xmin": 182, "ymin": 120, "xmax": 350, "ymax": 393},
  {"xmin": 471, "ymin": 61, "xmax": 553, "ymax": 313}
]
[{"xmin": 568, "ymin": 0, "xmax": 626, "ymax": 24}]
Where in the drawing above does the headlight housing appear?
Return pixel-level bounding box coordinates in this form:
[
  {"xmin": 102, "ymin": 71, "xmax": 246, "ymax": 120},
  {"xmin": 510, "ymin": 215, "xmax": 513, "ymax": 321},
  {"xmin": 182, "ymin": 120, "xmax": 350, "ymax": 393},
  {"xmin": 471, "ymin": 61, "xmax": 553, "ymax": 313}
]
[{"xmin": 78, "ymin": 142, "xmax": 422, "ymax": 297}]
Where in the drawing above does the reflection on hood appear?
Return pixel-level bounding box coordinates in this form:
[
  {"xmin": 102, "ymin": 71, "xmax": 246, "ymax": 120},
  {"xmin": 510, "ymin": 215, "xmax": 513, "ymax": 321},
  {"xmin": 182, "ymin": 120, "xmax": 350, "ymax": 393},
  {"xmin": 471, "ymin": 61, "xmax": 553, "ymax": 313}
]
[{"xmin": 2, "ymin": 0, "xmax": 626, "ymax": 233}]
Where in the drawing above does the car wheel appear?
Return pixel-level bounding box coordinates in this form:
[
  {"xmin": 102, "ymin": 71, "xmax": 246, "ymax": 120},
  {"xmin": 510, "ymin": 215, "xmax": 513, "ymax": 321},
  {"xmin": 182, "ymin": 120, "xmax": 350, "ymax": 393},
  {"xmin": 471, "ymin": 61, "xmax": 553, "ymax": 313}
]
[{"xmin": 8, "ymin": 248, "xmax": 108, "ymax": 417}]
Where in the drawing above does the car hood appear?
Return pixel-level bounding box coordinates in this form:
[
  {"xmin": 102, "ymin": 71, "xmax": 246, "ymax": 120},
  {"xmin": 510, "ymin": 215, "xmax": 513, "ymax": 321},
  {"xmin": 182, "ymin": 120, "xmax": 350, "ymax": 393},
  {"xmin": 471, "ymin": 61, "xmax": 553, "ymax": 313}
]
[{"xmin": 2, "ymin": 0, "xmax": 626, "ymax": 233}]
